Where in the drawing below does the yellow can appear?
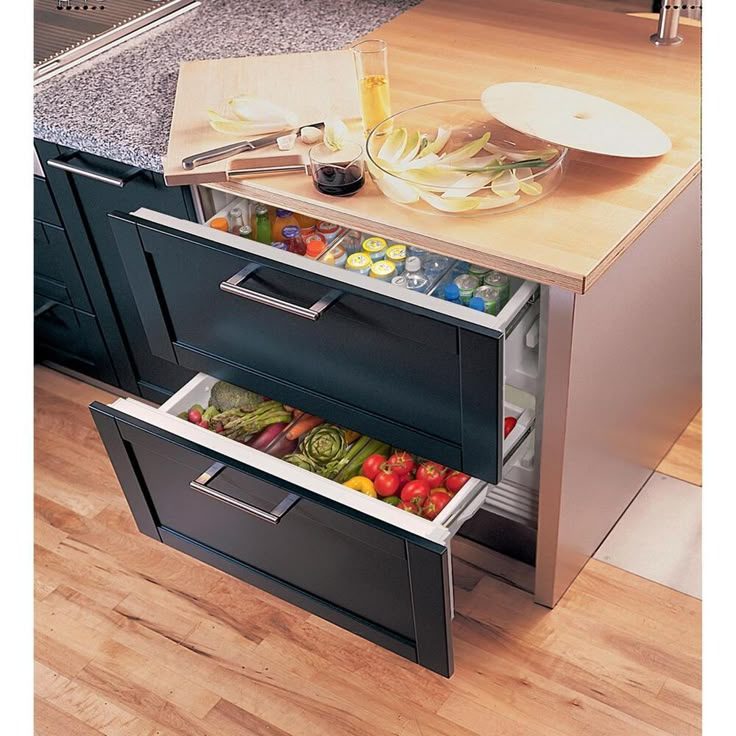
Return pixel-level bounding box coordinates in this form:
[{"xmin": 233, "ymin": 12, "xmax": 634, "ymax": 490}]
[
  {"xmin": 362, "ymin": 236, "xmax": 388, "ymax": 261},
  {"xmin": 345, "ymin": 252, "xmax": 373, "ymax": 275},
  {"xmin": 386, "ymin": 244, "xmax": 407, "ymax": 273},
  {"xmin": 369, "ymin": 260, "xmax": 397, "ymax": 281}
]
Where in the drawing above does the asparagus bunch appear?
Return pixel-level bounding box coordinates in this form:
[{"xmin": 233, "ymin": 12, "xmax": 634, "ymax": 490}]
[{"xmin": 218, "ymin": 401, "xmax": 292, "ymax": 442}]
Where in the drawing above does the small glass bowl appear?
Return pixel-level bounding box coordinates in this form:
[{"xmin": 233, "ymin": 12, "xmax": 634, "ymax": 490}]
[
  {"xmin": 366, "ymin": 99, "xmax": 568, "ymax": 217},
  {"xmin": 309, "ymin": 142, "xmax": 366, "ymax": 197}
]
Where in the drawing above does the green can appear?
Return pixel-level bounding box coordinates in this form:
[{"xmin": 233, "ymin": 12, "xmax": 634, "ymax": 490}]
[
  {"xmin": 473, "ymin": 285, "xmax": 502, "ymax": 315},
  {"xmin": 468, "ymin": 263, "xmax": 491, "ymax": 280},
  {"xmin": 453, "ymin": 274, "xmax": 480, "ymax": 305},
  {"xmin": 483, "ymin": 271, "xmax": 510, "ymax": 307}
]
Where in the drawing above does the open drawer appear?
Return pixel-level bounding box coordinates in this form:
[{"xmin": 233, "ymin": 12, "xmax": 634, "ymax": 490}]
[
  {"xmin": 108, "ymin": 208, "xmax": 538, "ymax": 484},
  {"xmin": 91, "ymin": 372, "xmax": 493, "ymax": 677}
]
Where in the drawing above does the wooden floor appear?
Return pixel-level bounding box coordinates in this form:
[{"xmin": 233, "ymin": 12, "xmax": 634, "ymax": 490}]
[{"xmin": 34, "ymin": 365, "xmax": 702, "ymax": 736}]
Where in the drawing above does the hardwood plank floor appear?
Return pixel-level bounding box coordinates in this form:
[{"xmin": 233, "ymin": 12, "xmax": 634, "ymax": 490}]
[{"xmin": 33, "ymin": 366, "xmax": 702, "ymax": 735}]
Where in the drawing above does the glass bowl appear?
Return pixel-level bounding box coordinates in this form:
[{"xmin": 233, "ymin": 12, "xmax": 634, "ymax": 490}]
[{"xmin": 366, "ymin": 99, "xmax": 568, "ymax": 216}]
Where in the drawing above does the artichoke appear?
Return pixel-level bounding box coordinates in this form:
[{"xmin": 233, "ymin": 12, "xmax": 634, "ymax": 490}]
[
  {"xmin": 283, "ymin": 453, "xmax": 317, "ymax": 472},
  {"xmin": 300, "ymin": 425, "xmax": 346, "ymax": 465}
]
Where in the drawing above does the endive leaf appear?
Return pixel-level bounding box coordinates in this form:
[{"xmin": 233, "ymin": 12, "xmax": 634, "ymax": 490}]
[
  {"xmin": 491, "ymin": 170, "xmax": 521, "ymax": 196},
  {"xmin": 476, "ymin": 194, "xmax": 521, "ymax": 209},
  {"xmin": 324, "ymin": 119, "xmax": 349, "ymax": 152},
  {"xmin": 399, "ymin": 129, "xmax": 423, "ymax": 164},
  {"xmin": 441, "ymin": 172, "xmax": 495, "ymax": 199},
  {"xmin": 377, "ymin": 174, "xmax": 421, "ymax": 204},
  {"xmin": 207, "ymin": 110, "xmax": 288, "ymax": 136},
  {"xmin": 417, "ymin": 190, "xmax": 482, "ymax": 212},
  {"xmin": 228, "ymin": 95, "xmax": 297, "ymax": 126},
  {"xmin": 378, "ymin": 127, "xmax": 408, "ymax": 163},
  {"xmin": 418, "ymin": 127, "xmax": 451, "ymax": 158},
  {"xmin": 440, "ymin": 132, "xmax": 491, "ymax": 163}
]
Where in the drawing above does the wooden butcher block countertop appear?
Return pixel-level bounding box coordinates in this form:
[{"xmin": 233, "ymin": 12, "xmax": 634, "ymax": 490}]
[{"xmin": 205, "ymin": 0, "xmax": 701, "ymax": 293}]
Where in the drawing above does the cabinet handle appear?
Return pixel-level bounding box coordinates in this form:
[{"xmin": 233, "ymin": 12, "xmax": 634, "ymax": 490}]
[
  {"xmin": 46, "ymin": 155, "xmax": 142, "ymax": 188},
  {"xmin": 34, "ymin": 300, "xmax": 59, "ymax": 319},
  {"xmin": 189, "ymin": 462, "xmax": 299, "ymax": 524},
  {"xmin": 220, "ymin": 264, "xmax": 341, "ymax": 321}
]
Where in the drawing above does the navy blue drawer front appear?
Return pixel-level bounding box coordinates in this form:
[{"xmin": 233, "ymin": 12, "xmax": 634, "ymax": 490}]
[
  {"xmin": 109, "ymin": 213, "xmax": 505, "ymax": 484},
  {"xmin": 34, "ymin": 296, "xmax": 116, "ymax": 384},
  {"xmin": 90, "ymin": 403, "xmax": 455, "ymax": 676},
  {"xmin": 34, "ymin": 175, "xmax": 62, "ymax": 227},
  {"xmin": 34, "ymin": 220, "xmax": 92, "ymax": 311}
]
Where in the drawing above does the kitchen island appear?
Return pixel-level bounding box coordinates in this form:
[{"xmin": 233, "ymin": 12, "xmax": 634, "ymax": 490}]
[{"xmin": 33, "ymin": 0, "xmax": 701, "ymax": 677}]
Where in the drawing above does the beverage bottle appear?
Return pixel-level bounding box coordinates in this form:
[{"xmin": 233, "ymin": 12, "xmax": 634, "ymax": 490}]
[
  {"xmin": 238, "ymin": 224, "xmax": 253, "ymax": 239},
  {"xmin": 254, "ymin": 205, "xmax": 272, "ymax": 244},
  {"xmin": 469, "ymin": 296, "xmax": 486, "ymax": 312},
  {"xmin": 283, "ymin": 225, "xmax": 306, "ymax": 255},
  {"xmin": 423, "ymin": 254, "xmax": 451, "ymax": 279},
  {"xmin": 273, "ymin": 209, "xmax": 300, "ymax": 241},
  {"xmin": 404, "ymin": 256, "xmax": 429, "ymax": 293},
  {"xmin": 229, "ymin": 206, "xmax": 245, "ymax": 235}
]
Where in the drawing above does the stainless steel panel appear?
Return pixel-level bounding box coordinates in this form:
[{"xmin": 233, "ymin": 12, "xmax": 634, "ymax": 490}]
[{"xmin": 534, "ymin": 176, "xmax": 702, "ymax": 607}]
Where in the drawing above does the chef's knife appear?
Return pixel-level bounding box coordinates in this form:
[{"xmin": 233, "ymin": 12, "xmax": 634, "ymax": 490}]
[{"xmin": 182, "ymin": 122, "xmax": 325, "ymax": 170}]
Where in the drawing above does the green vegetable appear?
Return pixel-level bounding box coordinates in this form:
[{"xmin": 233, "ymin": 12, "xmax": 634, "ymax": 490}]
[
  {"xmin": 332, "ymin": 437, "xmax": 392, "ymax": 483},
  {"xmin": 300, "ymin": 424, "xmax": 346, "ymax": 465},
  {"xmin": 219, "ymin": 400, "xmax": 292, "ymax": 439},
  {"xmin": 283, "ymin": 453, "xmax": 317, "ymax": 472},
  {"xmin": 177, "ymin": 411, "xmax": 189, "ymax": 420},
  {"xmin": 201, "ymin": 405, "xmax": 219, "ymax": 424},
  {"xmin": 190, "ymin": 404, "xmax": 205, "ymax": 415},
  {"xmin": 209, "ymin": 381, "xmax": 265, "ymax": 412}
]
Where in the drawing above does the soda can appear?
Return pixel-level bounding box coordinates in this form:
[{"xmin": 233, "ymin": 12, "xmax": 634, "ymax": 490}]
[
  {"xmin": 483, "ymin": 271, "xmax": 510, "ymax": 307},
  {"xmin": 453, "ymin": 274, "xmax": 480, "ymax": 305},
  {"xmin": 473, "ymin": 285, "xmax": 502, "ymax": 315}
]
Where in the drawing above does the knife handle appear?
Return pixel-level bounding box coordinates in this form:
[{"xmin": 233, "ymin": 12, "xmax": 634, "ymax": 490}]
[{"xmin": 182, "ymin": 141, "xmax": 255, "ymax": 170}]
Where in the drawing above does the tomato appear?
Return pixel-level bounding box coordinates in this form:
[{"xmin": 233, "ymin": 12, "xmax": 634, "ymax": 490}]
[
  {"xmin": 445, "ymin": 470, "xmax": 470, "ymax": 495},
  {"xmin": 197, "ymin": 420, "xmax": 210, "ymax": 429},
  {"xmin": 398, "ymin": 500, "xmax": 419, "ymax": 515},
  {"xmin": 361, "ymin": 454, "xmax": 388, "ymax": 481},
  {"xmin": 188, "ymin": 408, "xmax": 202, "ymax": 423},
  {"xmin": 400, "ymin": 479, "xmax": 430, "ymax": 508},
  {"xmin": 504, "ymin": 416, "xmax": 518, "ymax": 438},
  {"xmin": 416, "ymin": 462, "xmax": 446, "ymax": 489},
  {"xmin": 422, "ymin": 489, "xmax": 452, "ymax": 520},
  {"xmin": 374, "ymin": 467, "xmax": 401, "ymax": 497},
  {"xmin": 388, "ymin": 451, "xmax": 415, "ymax": 479}
]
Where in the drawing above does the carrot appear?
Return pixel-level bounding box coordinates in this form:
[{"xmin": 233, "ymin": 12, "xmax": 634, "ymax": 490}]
[{"xmin": 286, "ymin": 414, "xmax": 324, "ymax": 440}]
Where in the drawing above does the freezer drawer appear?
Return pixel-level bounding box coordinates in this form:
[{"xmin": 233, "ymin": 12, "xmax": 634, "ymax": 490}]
[
  {"xmin": 108, "ymin": 208, "xmax": 538, "ymax": 484},
  {"xmin": 91, "ymin": 372, "xmax": 489, "ymax": 677}
]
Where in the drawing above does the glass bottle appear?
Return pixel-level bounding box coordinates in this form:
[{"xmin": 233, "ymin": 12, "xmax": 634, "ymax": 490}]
[
  {"xmin": 282, "ymin": 225, "xmax": 305, "ymax": 255},
  {"xmin": 229, "ymin": 206, "xmax": 245, "ymax": 235},
  {"xmin": 404, "ymin": 256, "xmax": 429, "ymax": 293},
  {"xmin": 254, "ymin": 204, "xmax": 272, "ymax": 244},
  {"xmin": 238, "ymin": 224, "xmax": 253, "ymax": 239}
]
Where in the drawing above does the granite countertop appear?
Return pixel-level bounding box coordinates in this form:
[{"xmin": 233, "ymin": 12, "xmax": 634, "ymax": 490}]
[{"xmin": 33, "ymin": 0, "xmax": 419, "ymax": 172}]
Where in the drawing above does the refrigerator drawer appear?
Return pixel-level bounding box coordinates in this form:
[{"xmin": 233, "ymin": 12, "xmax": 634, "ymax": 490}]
[
  {"xmin": 91, "ymin": 372, "xmax": 491, "ymax": 677},
  {"xmin": 107, "ymin": 208, "xmax": 538, "ymax": 484}
]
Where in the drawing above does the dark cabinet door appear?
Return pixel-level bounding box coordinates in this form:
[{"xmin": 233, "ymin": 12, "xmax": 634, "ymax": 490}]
[
  {"xmin": 37, "ymin": 140, "xmax": 197, "ymax": 401},
  {"xmin": 108, "ymin": 211, "xmax": 505, "ymax": 483}
]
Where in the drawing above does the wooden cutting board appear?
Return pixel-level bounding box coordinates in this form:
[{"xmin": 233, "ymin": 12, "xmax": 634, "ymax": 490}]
[{"xmin": 164, "ymin": 50, "xmax": 361, "ymax": 185}]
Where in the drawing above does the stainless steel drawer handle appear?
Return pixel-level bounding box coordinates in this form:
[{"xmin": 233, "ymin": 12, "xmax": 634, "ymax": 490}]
[
  {"xmin": 219, "ymin": 263, "xmax": 341, "ymax": 321},
  {"xmin": 189, "ymin": 461, "xmax": 299, "ymax": 524},
  {"xmin": 46, "ymin": 155, "xmax": 142, "ymax": 188}
]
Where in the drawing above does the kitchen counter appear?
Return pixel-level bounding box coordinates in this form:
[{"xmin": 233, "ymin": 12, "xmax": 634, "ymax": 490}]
[
  {"xmin": 34, "ymin": 0, "xmax": 700, "ymax": 291},
  {"xmin": 33, "ymin": 0, "xmax": 420, "ymax": 171}
]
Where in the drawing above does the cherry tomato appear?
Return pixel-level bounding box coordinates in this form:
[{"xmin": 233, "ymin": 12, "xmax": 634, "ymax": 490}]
[
  {"xmin": 504, "ymin": 416, "xmax": 518, "ymax": 438},
  {"xmin": 400, "ymin": 479, "xmax": 430, "ymax": 507},
  {"xmin": 388, "ymin": 451, "xmax": 415, "ymax": 479},
  {"xmin": 445, "ymin": 470, "xmax": 470, "ymax": 495},
  {"xmin": 422, "ymin": 489, "xmax": 452, "ymax": 520},
  {"xmin": 416, "ymin": 462, "xmax": 446, "ymax": 489},
  {"xmin": 398, "ymin": 500, "xmax": 419, "ymax": 514},
  {"xmin": 361, "ymin": 454, "xmax": 388, "ymax": 481},
  {"xmin": 197, "ymin": 420, "xmax": 210, "ymax": 429},
  {"xmin": 374, "ymin": 467, "xmax": 401, "ymax": 498},
  {"xmin": 213, "ymin": 423, "xmax": 225, "ymax": 433},
  {"xmin": 188, "ymin": 408, "xmax": 202, "ymax": 423}
]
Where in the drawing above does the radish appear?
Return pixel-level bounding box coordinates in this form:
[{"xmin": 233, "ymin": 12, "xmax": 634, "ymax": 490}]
[{"xmin": 248, "ymin": 422, "xmax": 289, "ymax": 452}]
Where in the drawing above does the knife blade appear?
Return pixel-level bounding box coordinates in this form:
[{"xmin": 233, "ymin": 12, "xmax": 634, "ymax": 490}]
[{"xmin": 181, "ymin": 122, "xmax": 325, "ymax": 170}]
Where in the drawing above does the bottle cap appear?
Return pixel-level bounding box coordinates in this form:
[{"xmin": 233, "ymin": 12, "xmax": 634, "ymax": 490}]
[
  {"xmin": 275, "ymin": 209, "xmax": 293, "ymax": 217},
  {"xmin": 444, "ymin": 283, "xmax": 460, "ymax": 300},
  {"xmin": 255, "ymin": 204, "xmax": 269, "ymax": 215},
  {"xmin": 306, "ymin": 239, "xmax": 324, "ymax": 258},
  {"xmin": 230, "ymin": 206, "xmax": 242, "ymax": 218},
  {"xmin": 238, "ymin": 225, "xmax": 252, "ymax": 237},
  {"xmin": 469, "ymin": 296, "xmax": 486, "ymax": 312},
  {"xmin": 405, "ymin": 256, "xmax": 421, "ymax": 273},
  {"xmin": 271, "ymin": 241, "xmax": 288, "ymax": 250}
]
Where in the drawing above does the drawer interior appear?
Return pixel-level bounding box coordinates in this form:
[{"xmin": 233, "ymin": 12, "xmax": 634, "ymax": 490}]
[{"xmin": 152, "ymin": 371, "xmax": 493, "ymax": 542}]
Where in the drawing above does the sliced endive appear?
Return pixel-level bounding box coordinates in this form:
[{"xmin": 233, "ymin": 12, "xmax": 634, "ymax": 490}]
[
  {"xmin": 440, "ymin": 132, "xmax": 491, "ymax": 163},
  {"xmin": 376, "ymin": 174, "xmax": 421, "ymax": 204},
  {"xmin": 324, "ymin": 119, "xmax": 349, "ymax": 152},
  {"xmin": 418, "ymin": 127, "xmax": 451, "ymax": 158},
  {"xmin": 207, "ymin": 110, "xmax": 290, "ymax": 137},
  {"xmin": 514, "ymin": 167, "xmax": 543, "ymax": 195},
  {"xmin": 228, "ymin": 95, "xmax": 298, "ymax": 126},
  {"xmin": 417, "ymin": 190, "xmax": 482, "ymax": 213},
  {"xmin": 491, "ymin": 170, "xmax": 521, "ymax": 197},
  {"xmin": 377, "ymin": 127, "xmax": 408, "ymax": 164},
  {"xmin": 441, "ymin": 172, "xmax": 495, "ymax": 199}
]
